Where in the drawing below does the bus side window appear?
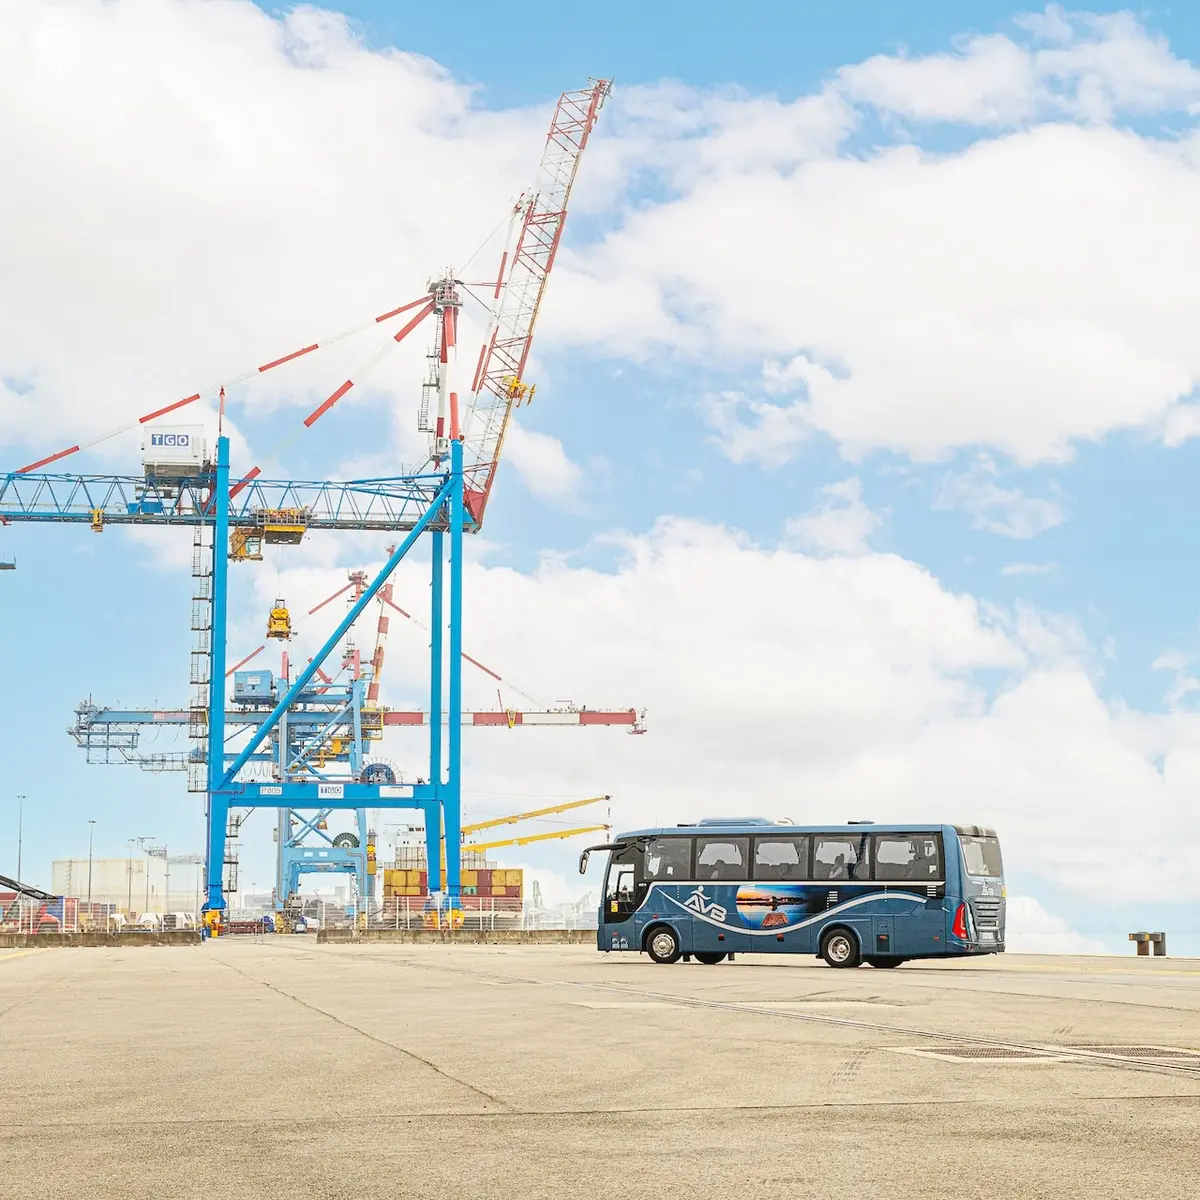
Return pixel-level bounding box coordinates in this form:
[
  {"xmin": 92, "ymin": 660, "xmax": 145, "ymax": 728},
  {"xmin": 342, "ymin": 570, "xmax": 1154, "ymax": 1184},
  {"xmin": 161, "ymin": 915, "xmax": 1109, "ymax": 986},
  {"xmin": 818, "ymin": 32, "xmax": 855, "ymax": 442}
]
[
  {"xmin": 695, "ymin": 837, "xmax": 749, "ymax": 881},
  {"xmin": 813, "ymin": 836, "xmax": 869, "ymax": 882},
  {"xmin": 644, "ymin": 837, "xmax": 692, "ymax": 880},
  {"xmin": 874, "ymin": 834, "xmax": 943, "ymax": 881},
  {"xmin": 753, "ymin": 836, "xmax": 809, "ymax": 881}
]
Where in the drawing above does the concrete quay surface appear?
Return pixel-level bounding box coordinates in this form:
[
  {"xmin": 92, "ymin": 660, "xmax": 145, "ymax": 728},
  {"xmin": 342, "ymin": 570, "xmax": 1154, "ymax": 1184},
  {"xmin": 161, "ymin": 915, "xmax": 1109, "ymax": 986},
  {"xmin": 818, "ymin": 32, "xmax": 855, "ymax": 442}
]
[{"xmin": 3, "ymin": 942, "xmax": 1199, "ymax": 1199}]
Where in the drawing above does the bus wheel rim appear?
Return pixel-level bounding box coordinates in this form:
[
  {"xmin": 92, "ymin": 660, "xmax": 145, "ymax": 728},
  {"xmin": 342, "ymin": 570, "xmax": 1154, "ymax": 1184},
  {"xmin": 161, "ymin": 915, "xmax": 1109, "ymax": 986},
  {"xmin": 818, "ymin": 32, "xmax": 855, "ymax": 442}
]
[
  {"xmin": 652, "ymin": 932, "xmax": 675, "ymax": 958},
  {"xmin": 829, "ymin": 935, "xmax": 851, "ymax": 962}
]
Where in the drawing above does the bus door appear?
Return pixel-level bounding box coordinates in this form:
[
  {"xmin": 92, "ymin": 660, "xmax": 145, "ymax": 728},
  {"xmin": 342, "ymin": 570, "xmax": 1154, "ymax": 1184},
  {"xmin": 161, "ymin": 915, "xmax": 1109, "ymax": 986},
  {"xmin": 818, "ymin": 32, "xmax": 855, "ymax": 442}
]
[
  {"xmin": 872, "ymin": 832, "xmax": 947, "ymax": 956},
  {"xmin": 602, "ymin": 854, "xmax": 638, "ymax": 949}
]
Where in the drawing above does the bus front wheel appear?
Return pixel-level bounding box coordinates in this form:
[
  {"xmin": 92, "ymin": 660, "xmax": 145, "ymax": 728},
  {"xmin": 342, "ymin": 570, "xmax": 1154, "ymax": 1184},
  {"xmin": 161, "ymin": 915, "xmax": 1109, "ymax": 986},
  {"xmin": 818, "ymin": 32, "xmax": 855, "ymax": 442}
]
[
  {"xmin": 646, "ymin": 926, "xmax": 682, "ymax": 965},
  {"xmin": 820, "ymin": 928, "xmax": 862, "ymax": 969}
]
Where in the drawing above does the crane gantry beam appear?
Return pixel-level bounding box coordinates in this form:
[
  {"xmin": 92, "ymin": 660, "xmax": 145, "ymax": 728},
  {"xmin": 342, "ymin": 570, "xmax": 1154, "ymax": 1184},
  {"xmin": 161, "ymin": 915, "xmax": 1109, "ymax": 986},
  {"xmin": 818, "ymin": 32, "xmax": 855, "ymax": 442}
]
[{"xmin": 0, "ymin": 470, "xmax": 452, "ymax": 532}]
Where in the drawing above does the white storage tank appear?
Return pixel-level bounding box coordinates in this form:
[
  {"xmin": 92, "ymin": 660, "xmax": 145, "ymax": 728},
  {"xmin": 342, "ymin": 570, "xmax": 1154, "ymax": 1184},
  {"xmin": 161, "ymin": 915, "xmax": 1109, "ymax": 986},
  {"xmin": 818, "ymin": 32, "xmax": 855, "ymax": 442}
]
[{"xmin": 142, "ymin": 425, "xmax": 209, "ymax": 479}]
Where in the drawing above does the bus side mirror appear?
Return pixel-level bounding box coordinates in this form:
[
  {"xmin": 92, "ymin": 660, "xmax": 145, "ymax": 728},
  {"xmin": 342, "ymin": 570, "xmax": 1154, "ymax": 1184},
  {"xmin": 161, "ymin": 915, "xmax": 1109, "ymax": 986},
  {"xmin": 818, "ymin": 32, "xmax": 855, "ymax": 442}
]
[{"xmin": 578, "ymin": 849, "xmax": 591, "ymax": 874}]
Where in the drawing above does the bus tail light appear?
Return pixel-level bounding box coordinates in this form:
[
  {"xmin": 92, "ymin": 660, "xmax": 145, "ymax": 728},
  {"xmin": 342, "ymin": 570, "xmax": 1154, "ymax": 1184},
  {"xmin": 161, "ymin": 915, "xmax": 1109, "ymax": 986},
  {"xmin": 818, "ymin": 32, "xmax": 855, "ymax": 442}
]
[{"xmin": 952, "ymin": 902, "xmax": 969, "ymax": 940}]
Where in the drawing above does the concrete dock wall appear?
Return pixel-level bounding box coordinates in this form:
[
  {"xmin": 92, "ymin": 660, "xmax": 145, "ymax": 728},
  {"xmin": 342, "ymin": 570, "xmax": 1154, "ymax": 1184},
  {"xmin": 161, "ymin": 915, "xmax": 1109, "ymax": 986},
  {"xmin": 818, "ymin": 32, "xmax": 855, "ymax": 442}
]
[
  {"xmin": 0, "ymin": 931, "xmax": 202, "ymax": 948},
  {"xmin": 317, "ymin": 928, "xmax": 595, "ymax": 945}
]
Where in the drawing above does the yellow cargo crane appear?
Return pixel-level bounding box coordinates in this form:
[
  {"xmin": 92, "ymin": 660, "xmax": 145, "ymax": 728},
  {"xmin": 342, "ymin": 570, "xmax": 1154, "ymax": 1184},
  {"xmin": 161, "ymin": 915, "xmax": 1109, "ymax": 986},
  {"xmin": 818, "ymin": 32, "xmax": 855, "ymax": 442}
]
[
  {"xmin": 266, "ymin": 598, "xmax": 293, "ymax": 640},
  {"xmin": 407, "ymin": 796, "xmax": 612, "ymax": 931}
]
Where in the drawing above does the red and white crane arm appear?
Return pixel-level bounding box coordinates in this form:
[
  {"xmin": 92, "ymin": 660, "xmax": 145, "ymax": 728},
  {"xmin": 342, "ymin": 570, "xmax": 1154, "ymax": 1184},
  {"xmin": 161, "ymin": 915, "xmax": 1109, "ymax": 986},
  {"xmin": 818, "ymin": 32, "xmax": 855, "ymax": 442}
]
[{"xmin": 460, "ymin": 79, "xmax": 611, "ymax": 525}]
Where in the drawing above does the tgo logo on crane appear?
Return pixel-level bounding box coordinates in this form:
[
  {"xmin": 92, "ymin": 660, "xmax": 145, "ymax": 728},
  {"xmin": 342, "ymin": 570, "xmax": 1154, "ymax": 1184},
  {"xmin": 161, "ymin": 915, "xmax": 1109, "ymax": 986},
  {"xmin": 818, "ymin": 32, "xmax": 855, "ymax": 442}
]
[
  {"xmin": 684, "ymin": 886, "xmax": 728, "ymax": 922},
  {"xmin": 150, "ymin": 433, "xmax": 190, "ymax": 448}
]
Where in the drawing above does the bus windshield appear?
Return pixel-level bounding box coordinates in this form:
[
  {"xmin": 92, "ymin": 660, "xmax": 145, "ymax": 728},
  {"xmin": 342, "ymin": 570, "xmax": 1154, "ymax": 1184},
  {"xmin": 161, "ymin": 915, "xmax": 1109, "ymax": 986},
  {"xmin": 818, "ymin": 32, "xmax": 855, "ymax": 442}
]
[{"xmin": 959, "ymin": 835, "xmax": 1003, "ymax": 878}]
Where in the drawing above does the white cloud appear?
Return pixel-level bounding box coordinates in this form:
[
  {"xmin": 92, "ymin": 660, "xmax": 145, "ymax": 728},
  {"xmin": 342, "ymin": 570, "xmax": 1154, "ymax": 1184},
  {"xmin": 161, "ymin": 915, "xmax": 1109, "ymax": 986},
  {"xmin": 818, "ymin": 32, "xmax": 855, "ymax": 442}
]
[
  {"xmin": 549, "ymin": 15, "xmax": 1200, "ymax": 468},
  {"xmin": 785, "ymin": 477, "xmax": 881, "ymax": 555},
  {"xmin": 1005, "ymin": 894, "xmax": 1107, "ymax": 954},
  {"xmin": 1151, "ymin": 648, "xmax": 1200, "ymax": 707},
  {"xmin": 501, "ymin": 420, "xmax": 584, "ymax": 504},
  {"xmin": 245, "ymin": 517, "xmax": 1200, "ymax": 907},
  {"xmin": 935, "ymin": 455, "xmax": 1066, "ymax": 539},
  {"xmin": 837, "ymin": 6, "xmax": 1200, "ymax": 127},
  {"xmin": 7, "ymin": 3, "xmax": 1200, "ymax": 481},
  {"xmin": 1001, "ymin": 561, "xmax": 1060, "ymax": 576},
  {"xmin": 0, "ymin": 0, "xmax": 547, "ymax": 472}
]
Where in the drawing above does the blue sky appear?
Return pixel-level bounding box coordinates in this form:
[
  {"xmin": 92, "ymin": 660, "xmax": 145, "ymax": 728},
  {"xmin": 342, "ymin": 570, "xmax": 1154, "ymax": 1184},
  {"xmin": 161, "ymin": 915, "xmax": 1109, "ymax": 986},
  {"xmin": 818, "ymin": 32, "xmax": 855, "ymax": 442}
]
[{"xmin": 5, "ymin": 1, "xmax": 1200, "ymax": 954}]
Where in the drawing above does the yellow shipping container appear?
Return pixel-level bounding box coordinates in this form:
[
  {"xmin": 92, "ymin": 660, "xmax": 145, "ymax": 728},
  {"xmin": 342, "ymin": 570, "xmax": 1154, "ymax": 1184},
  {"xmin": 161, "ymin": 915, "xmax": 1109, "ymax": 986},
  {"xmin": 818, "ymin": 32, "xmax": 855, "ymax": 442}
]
[{"xmin": 461, "ymin": 870, "xmax": 477, "ymax": 887}]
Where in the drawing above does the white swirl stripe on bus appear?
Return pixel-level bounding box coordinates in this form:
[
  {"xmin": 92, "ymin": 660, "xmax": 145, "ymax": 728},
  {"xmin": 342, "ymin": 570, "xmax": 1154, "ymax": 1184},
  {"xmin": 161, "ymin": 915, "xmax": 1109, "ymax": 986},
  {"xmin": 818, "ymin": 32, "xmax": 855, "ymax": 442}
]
[{"xmin": 656, "ymin": 887, "xmax": 931, "ymax": 937}]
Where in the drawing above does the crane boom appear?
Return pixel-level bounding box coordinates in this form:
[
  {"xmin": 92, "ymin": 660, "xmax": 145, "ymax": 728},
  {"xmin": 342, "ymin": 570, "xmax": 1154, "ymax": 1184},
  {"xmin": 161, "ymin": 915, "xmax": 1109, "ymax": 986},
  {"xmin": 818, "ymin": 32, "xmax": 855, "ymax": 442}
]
[
  {"xmin": 461, "ymin": 794, "xmax": 610, "ymax": 836},
  {"xmin": 461, "ymin": 79, "xmax": 612, "ymax": 526},
  {"xmin": 462, "ymin": 824, "xmax": 610, "ymax": 854}
]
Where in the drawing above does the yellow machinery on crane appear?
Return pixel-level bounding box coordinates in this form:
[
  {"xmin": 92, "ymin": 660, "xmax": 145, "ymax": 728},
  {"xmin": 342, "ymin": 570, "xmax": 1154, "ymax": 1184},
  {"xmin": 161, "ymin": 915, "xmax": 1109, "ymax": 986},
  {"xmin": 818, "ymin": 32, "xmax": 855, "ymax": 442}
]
[{"xmin": 266, "ymin": 598, "xmax": 292, "ymax": 640}]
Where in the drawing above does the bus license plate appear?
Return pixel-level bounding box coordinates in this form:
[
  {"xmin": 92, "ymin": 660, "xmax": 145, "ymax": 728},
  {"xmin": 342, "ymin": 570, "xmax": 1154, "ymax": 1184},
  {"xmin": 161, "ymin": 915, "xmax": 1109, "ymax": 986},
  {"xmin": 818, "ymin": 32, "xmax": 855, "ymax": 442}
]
[{"xmin": 980, "ymin": 931, "xmax": 995, "ymax": 942}]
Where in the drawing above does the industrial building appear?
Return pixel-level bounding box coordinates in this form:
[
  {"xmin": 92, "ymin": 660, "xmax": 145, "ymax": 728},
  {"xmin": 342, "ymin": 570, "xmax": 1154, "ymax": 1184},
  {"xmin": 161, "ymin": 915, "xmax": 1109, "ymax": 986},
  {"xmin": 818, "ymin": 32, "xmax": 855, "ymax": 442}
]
[{"xmin": 50, "ymin": 857, "xmax": 204, "ymax": 916}]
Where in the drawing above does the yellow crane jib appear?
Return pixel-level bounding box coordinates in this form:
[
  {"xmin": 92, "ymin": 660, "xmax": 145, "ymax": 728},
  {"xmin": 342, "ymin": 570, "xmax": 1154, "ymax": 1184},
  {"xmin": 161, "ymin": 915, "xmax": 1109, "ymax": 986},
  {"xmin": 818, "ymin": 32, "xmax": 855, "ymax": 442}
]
[
  {"xmin": 266, "ymin": 598, "xmax": 293, "ymax": 640},
  {"xmin": 462, "ymin": 824, "xmax": 611, "ymax": 854},
  {"xmin": 460, "ymin": 794, "xmax": 610, "ymax": 837}
]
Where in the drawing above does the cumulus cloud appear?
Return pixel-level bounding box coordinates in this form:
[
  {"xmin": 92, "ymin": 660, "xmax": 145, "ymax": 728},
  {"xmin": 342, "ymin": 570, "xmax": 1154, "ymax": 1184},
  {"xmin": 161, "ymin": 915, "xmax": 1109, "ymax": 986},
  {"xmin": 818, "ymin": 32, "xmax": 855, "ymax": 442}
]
[
  {"xmin": 1005, "ymin": 894, "xmax": 1108, "ymax": 954},
  {"xmin": 6, "ymin": 2, "xmax": 1200, "ymax": 480},
  {"xmin": 238, "ymin": 518, "xmax": 1200, "ymax": 907},
  {"xmin": 836, "ymin": 6, "xmax": 1200, "ymax": 127},
  {"xmin": 0, "ymin": 0, "xmax": 547, "ymax": 471},
  {"xmin": 935, "ymin": 455, "xmax": 1067, "ymax": 538},
  {"xmin": 502, "ymin": 420, "xmax": 585, "ymax": 505},
  {"xmin": 550, "ymin": 14, "xmax": 1200, "ymax": 468},
  {"xmin": 785, "ymin": 478, "xmax": 882, "ymax": 555}
]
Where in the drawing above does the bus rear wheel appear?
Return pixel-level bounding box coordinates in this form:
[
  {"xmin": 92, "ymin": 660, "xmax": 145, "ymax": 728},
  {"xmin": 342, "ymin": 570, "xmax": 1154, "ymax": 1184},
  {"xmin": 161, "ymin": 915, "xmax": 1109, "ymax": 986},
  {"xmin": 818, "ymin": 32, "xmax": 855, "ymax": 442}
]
[
  {"xmin": 646, "ymin": 926, "xmax": 682, "ymax": 965},
  {"xmin": 865, "ymin": 956, "xmax": 906, "ymax": 968},
  {"xmin": 820, "ymin": 928, "xmax": 862, "ymax": 969},
  {"xmin": 693, "ymin": 951, "xmax": 727, "ymax": 965}
]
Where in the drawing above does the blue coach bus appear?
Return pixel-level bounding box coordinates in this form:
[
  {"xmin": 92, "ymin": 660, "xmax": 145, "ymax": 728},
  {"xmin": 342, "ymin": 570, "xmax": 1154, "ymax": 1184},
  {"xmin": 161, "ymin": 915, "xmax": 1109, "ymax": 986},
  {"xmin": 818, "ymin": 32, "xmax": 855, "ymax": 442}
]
[{"xmin": 578, "ymin": 818, "xmax": 1005, "ymax": 968}]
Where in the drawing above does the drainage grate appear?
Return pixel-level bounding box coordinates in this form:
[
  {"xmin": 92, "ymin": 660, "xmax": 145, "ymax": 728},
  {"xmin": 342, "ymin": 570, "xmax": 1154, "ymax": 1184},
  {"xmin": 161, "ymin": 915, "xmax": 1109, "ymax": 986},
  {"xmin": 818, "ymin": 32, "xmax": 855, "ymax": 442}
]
[
  {"xmin": 1063, "ymin": 1045, "xmax": 1200, "ymax": 1060},
  {"xmin": 918, "ymin": 1046, "xmax": 1057, "ymax": 1060},
  {"xmin": 892, "ymin": 1045, "xmax": 1065, "ymax": 1063}
]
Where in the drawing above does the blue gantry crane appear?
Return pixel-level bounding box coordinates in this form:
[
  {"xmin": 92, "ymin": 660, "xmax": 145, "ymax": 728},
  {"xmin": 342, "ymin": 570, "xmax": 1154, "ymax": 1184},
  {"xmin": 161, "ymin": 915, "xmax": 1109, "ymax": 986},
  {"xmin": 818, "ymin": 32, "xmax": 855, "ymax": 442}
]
[
  {"xmin": 1, "ymin": 79, "xmax": 615, "ymax": 925},
  {"xmin": 68, "ymin": 577, "xmax": 642, "ymax": 911}
]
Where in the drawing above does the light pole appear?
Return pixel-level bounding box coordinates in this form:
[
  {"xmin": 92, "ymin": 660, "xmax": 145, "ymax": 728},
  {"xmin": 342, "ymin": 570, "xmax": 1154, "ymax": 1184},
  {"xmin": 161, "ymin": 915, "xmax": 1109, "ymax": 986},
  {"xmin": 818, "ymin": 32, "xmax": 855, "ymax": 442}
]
[
  {"xmin": 16, "ymin": 795, "xmax": 25, "ymax": 881},
  {"xmin": 87, "ymin": 820, "xmax": 96, "ymax": 905},
  {"xmin": 137, "ymin": 837, "xmax": 156, "ymax": 916},
  {"xmin": 126, "ymin": 839, "xmax": 136, "ymax": 914},
  {"xmin": 146, "ymin": 844, "xmax": 167, "ymax": 920}
]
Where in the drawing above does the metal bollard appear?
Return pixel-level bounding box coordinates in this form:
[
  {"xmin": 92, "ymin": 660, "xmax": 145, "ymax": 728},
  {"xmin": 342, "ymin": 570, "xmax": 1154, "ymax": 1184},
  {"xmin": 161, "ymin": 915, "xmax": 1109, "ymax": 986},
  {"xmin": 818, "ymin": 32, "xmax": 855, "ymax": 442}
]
[{"xmin": 1129, "ymin": 931, "xmax": 1167, "ymax": 957}]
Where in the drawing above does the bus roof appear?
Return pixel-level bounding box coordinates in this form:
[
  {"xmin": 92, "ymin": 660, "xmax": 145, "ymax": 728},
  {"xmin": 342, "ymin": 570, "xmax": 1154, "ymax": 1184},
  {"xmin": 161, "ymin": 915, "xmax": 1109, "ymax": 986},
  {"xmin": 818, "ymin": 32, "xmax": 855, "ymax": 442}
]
[{"xmin": 611, "ymin": 821, "xmax": 997, "ymax": 840}]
